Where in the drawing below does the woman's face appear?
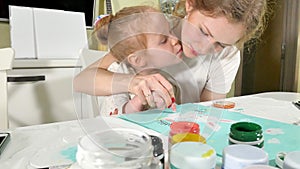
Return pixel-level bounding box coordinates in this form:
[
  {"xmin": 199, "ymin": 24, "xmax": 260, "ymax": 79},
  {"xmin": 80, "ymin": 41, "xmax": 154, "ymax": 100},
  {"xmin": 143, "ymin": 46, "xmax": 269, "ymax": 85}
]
[{"xmin": 181, "ymin": 9, "xmax": 245, "ymax": 58}]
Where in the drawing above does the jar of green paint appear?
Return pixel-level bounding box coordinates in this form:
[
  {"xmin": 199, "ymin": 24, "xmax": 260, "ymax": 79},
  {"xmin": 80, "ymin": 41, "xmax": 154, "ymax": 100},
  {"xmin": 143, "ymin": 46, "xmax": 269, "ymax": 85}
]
[{"xmin": 229, "ymin": 122, "xmax": 264, "ymax": 148}]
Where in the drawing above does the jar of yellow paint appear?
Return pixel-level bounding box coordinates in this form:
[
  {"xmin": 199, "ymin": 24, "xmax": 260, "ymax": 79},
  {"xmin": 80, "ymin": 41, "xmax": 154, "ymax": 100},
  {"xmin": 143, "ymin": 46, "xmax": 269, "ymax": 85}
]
[
  {"xmin": 168, "ymin": 121, "xmax": 201, "ymax": 148},
  {"xmin": 171, "ymin": 133, "xmax": 206, "ymax": 145}
]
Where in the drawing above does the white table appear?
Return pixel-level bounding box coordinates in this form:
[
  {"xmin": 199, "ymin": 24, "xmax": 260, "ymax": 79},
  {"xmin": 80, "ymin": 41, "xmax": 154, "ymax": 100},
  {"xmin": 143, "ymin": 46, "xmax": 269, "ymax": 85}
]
[
  {"xmin": 222, "ymin": 92, "xmax": 300, "ymax": 124},
  {"xmin": 0, "ymin": 117, "xmax": 166, "ymax": 169},
  {"xmin": 0, "ymin": 92, "xmax": 299, "ymax": 169},
  {"xmin": 252, "ymin": 92, "xmax": 300, "ymax": 101}
]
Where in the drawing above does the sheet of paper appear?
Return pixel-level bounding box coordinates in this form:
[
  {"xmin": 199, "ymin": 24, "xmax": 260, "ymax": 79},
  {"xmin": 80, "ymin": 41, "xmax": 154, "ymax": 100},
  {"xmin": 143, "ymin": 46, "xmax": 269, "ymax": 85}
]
[
  {"xmin": 33, "ymin": 8, "xmax": 88, "ymax": 59},
  {"xmin": 9, "ymin": 6, "xmax": 36, "ymax": 59}
]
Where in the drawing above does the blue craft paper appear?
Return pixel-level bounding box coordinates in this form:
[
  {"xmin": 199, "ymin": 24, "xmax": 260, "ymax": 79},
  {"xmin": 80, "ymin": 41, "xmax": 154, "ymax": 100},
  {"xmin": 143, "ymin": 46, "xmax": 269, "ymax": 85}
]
[
  {"xmin": 60, "ymin": 146, "xmax": 77, "ymax": 162},
  {"xmin": 119, "ymin": 103, "xmax": 300, "ymax": 162}
]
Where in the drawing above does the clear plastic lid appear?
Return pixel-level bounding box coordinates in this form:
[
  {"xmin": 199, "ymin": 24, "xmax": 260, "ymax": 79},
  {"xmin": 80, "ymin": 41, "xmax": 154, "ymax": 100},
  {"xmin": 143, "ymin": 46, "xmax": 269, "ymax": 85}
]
[{"xmin": 77, "ymin": 128, "xmax": 157, "ymax": 169}]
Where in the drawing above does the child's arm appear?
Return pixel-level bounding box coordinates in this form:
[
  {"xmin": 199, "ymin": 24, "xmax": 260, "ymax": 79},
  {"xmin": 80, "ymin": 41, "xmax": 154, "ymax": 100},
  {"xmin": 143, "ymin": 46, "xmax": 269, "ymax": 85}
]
[
  {"xmin": 73, "ymin": 53, "xmax": 175, "ymax": 108},
  {"xmin": 98, "ymin": 93, "xmax": 130, "ymax": 116}
]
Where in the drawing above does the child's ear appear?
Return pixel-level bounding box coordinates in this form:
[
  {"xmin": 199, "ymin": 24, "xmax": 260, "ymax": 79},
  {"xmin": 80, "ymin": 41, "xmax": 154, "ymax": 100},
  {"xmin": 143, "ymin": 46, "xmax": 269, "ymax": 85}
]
[
  {"xmin": 185, "ymin": 0, "xmax": 195, "ymax": 14},
  {"xmin": 127, "ymin": 53, "xmax": 146, "ymax": 67}
]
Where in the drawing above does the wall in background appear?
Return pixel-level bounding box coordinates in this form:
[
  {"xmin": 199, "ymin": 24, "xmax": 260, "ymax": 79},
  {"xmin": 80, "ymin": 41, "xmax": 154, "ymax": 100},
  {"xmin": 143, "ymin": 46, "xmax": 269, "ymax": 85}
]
[
  {"xmin": 0, "ymin": 22, "xmax": 11, "ymax": 48},
  {"xmin": 241, "ymin": 0, "xmax": 300, "ymax": 95},
  {"xmin": 0, "ymin": 0, "xmax": 100, "ymax": 49},
  {"xmin": 298, "ymin": 25, "xmax": 300, "ymax": 92},
  {"xmin": 254, "ymin": 0, "xmax": 283, "ymax": 92},
  {"xmin": 297, "ymin": 3, "xmax": 300, "ymax": 93}
]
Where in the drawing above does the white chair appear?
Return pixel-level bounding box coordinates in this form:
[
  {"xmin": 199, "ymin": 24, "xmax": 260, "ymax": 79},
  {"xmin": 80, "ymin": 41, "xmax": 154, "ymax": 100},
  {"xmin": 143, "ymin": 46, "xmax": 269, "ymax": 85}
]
[
  {"xmin": 78, "ymin": 48, "xmax": 108, "ymax": 118},
  {"xmin": 0, "ymin": 48, "xmax": 14, "ymax": 129}
]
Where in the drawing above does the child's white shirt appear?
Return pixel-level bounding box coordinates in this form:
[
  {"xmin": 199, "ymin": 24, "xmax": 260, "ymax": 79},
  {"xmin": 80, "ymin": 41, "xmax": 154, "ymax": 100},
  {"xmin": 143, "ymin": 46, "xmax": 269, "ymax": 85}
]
[{"xmin": 98, "ymin": 62, "xmax": 135, "ymax": 116}]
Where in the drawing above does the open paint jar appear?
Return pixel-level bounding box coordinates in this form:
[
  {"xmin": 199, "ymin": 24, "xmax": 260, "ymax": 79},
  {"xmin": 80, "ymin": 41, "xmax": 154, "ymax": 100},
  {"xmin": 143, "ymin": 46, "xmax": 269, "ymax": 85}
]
[
  {"xmin": 229, "ymin": 122, "xmax": 264, "ymax": 148},
  {"xmin": 76, "ymin": 128, "xmax": 162, "ymax": 169},
  {"xmin": 167, "ymin": 121, "xmax": 206, "ymax": 168},
  {"xmin": 169, "ymin": 121, "xmax": 200, "ymax": 137},
  {"xmin": 170, "ymin": 142, "xmax": 216, "ymax": 169},
  {"xmin": 171, "ymin": 133, "xmax": 206, "ymax": 145},
  {"xmin": 169, "ymin": 121, "xmax": 202, "ymax": 147}
]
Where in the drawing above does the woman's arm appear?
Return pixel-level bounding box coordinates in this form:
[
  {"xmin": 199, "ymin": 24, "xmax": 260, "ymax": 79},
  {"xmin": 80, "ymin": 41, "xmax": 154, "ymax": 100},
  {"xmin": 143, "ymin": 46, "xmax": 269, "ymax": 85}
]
[
  {"xmin": 73, "ymin": 53, "xmax": 175, "ymax": 107},
  {"xmin": 200, "ymin": 88, "xmax": 226, "ymax": 102},
  {"xmin": 74, "ymin": 53, "xmax": 127, "ymax": 95}
]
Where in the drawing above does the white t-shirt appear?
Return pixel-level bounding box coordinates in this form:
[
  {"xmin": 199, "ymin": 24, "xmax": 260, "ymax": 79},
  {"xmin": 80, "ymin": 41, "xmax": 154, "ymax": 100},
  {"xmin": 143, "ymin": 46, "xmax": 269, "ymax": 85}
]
[{"xmin": 163, "ymin": 46, "xmax": 240, "ymax": 103}]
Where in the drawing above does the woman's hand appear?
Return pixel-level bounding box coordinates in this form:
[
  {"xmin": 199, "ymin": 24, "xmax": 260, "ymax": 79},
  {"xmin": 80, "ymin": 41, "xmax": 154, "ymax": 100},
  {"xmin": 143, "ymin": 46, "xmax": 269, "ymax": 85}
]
[
  {"xmin": 152, "ymin": 91, "xmax": 166, "ymax": 110},
  {"xmin": 129, "ymin": 73, "xmax": 175, "ymax": 108}
]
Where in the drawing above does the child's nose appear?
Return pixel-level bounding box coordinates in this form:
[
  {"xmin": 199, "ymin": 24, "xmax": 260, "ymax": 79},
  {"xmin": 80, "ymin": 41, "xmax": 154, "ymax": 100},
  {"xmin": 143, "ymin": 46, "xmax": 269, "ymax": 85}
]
[{"xmin": 171, "ymin": 37, "xmax": 179, "ymax": 46}]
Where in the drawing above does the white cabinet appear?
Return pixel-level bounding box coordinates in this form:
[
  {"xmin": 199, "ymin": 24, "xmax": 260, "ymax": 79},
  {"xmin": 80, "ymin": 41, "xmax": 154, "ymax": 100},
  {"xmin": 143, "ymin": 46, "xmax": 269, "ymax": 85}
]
[{"xmin": 7, "ymin": 59, "xmax": 82, "ymax": 128}]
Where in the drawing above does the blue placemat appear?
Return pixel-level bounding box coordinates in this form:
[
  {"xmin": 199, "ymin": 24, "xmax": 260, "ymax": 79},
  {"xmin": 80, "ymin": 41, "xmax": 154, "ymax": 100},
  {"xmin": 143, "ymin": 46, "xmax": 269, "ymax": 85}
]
[{"xmin": 119, "ymin": 103, "xmax": 300, "ymax": 161}]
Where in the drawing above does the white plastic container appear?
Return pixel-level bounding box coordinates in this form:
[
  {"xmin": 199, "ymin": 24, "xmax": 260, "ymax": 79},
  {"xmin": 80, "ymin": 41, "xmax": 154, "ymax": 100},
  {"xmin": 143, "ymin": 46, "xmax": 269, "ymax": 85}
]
[
  {"xmin": 242, "ymin": 165, "xmax": 278, "ymax": 169},
  {"xmin": 170, "ymin": 142, "xmax": 216, "ymax": 169},
  {"xmin": 222, "ymin": 144, "xmax": 268, "ymax": 169},
  {"xmin": 283, "ymin": 151, "xmax": 300, "ymax": 169}
]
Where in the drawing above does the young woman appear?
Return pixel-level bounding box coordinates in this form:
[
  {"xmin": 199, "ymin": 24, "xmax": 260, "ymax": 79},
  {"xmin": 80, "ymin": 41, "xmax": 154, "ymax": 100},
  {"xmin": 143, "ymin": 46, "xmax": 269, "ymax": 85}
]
[
  {"xmin": 75, "ymin": 6, "xmax": 182, "ymax": 115},
  {"xmin": 74, "ymin": 0, "xmax": 273, "ymax": 109}
]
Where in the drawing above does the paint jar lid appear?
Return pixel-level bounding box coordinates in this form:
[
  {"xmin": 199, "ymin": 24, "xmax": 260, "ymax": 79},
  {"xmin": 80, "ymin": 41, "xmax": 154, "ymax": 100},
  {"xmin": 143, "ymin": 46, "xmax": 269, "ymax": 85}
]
[
  {"xmin": 222, "ymin": 144, "xmax": 268, "ymax": 169},
  {"xmin": 213, "ymin": 100, "xmax": 235, "ymax": 109},
  {"xmin": 230, "ymin": 122, "xmax": 263, "ymax": 142},
  {"xmin": 242, "ymin": 165, "xmax": 278, "ymax": 169},
  {"xmin": 169, "ymin": 121, "xmax": 200, "ymax": 136},
  {"xmin": 170, "ymin": 142, "xmax": 216, "ymax": 169},
  {"xmin": 283, "ymin": 151, "xmax": 300, "ymax": 169}
]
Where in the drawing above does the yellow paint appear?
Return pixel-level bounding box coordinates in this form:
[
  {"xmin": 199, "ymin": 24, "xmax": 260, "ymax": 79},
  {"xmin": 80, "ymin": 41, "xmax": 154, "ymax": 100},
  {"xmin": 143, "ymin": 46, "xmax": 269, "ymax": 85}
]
[
  {"xmin": 201, "ymin": 149, "xmax": 214, "ymax": 158},
  {"xmin": 171, "ymin": 133, "xmax": 206, "ymax": 144}
]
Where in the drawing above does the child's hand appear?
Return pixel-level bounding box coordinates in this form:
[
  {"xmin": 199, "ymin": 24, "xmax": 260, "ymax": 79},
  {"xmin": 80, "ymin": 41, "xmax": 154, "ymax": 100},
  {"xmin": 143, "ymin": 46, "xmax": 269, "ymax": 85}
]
[
  {"xmin": 124, "ymin": 96, "xmax": 144, "ymax": 114},
  {"xmin": 129, "ymin": 73, "xmax": 175, "ymax": 108}
]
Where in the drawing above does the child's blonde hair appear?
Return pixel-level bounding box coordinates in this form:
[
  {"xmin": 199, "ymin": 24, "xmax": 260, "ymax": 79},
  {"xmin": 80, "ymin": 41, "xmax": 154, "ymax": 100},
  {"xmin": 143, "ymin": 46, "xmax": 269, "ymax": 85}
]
[
  {"xmin": 93, "ymin": 5, "xmax": 161, "ymax": 62},
  {"xmin": 173, "ymin": 0, "xmax": 275, "ymax": 48}
]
